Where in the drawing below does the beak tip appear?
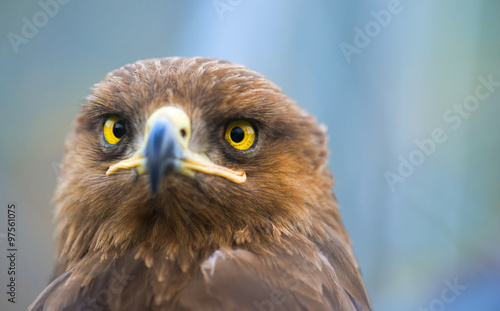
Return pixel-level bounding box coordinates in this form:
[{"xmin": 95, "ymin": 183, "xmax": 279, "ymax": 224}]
[
  {"xmin": 150, "ymin": 185, "xmax": 159, "ymax": 195},
  {"xmin": 148, "ymin": 166, "xmax": 161, "ymax": 195}
]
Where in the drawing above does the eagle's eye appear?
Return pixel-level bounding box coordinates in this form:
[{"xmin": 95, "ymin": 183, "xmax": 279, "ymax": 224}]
[
  {"xmin": 225, "ymin": 120, "xmax": 255, "ymax": 150},
  {"xmin": 103, "ymin": 116, "xmax": 126, "ymax": 145}
]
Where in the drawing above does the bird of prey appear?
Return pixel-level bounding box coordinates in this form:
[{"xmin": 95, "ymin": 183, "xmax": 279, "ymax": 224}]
[{"xmin": 29, "ymin": 57, "xmax": 371, "ymax": 311}]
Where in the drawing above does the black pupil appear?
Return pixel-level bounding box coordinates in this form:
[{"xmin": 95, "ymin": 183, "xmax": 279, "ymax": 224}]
[
  {"xmin": 230, "ymin": 127, "xmax": 245, "ymax": 143},
  {"xmin": 113, "ymin": 122, "xmax": 126, "ymax": 138}
]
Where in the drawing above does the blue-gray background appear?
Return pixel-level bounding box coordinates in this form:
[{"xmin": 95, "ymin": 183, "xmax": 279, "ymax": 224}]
[{"xmin": 1, "ymin": 1, "xmax": 499, "ymax": 310}]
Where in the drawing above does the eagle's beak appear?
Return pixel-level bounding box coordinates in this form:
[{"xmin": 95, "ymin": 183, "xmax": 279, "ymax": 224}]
[{"xmin": 106, "ymin": 106, "xmax": 246, "ymax": 193}]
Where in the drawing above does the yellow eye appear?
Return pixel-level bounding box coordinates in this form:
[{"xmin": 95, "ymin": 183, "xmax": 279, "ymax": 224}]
[
  {"xmin": 103, "ymin": 116, "xmax": 126, "ymax": 145},
  {"xmin": 225, "ymin": 120, "xmax": 255, "ymax": 150}
]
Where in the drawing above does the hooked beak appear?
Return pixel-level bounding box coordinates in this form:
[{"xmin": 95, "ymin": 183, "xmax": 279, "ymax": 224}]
[{"xmin": 106, "ymin": 106, "xmax": 246, "ymax": 194}]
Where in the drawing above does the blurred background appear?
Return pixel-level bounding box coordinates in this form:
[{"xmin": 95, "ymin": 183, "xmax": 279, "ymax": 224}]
[{"xmin": 1, "ymin": 1, "xmax": 499, "ymax": 310}]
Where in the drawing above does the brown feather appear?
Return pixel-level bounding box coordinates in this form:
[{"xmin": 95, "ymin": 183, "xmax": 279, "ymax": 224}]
[{"xmin": 29, "ymin": 57, "xmax": 371, "ymax": 310}]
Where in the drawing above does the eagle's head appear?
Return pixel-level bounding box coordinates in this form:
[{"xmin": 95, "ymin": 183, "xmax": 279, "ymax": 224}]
[{"xmin": 54, "ymin": 57, "xmax": 346, "ymax": 273}]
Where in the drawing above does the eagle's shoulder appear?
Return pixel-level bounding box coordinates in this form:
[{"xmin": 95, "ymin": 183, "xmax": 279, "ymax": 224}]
[{"xmin": 180, "ymin": 248, "xmax": 368, "ymax": 311}]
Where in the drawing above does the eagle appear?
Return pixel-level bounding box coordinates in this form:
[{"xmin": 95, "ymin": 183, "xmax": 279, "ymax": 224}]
[{"xmin": 29, "ymin": 57, "xmax": 371, "ymax": 311}]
